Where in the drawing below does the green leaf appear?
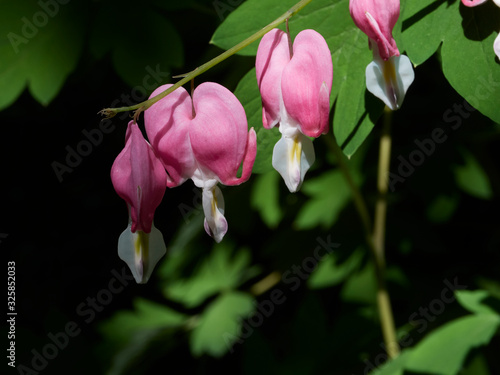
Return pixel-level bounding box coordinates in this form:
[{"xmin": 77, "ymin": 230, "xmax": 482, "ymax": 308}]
[
  {"xmin": 401, "ymin": 0, "xmax": 451, "ymax": 66},
  {"xmin": 308, "ymin": 247, "xmax": 363, "ymax": 289},
  {"xmin": 99, "ymin": 298, "xmax": 187, "ymax": 347},
  {"xmin": 99, "ymin": 299, "xmax": 187, "ymax": 375},
  {"xmin": 164, "ymin": 241, "xmax": 259, "ymax": 308},
  {"xmin": 441, "ymin": 2, "xmax": 500, "ymax": 125},
  {"xmin": 0, "ymin": 2, "xmax": 86, "ymax": 108},
  {"xmin": 341, "ymin": 262, "xmax": 377, "ymax": 304},
  {"xmin": 426, "ymin": 194, "xmax": 459, "ymax": 224},
  {"xmin": 405, "ymin": 314, "xmax": 500, "ymax": 375},
  {"xmin": 233, "ymin": 68, "xmax": 280, "ymax": 174},
  {"xmin": 455, "ymin": 290, "xmax": 498, "ymax": 316},
  {"xmin": 370, "ymin": 349, "xmax": 413, "ymax": 375},
  {"xmin": 214, "ymin": 0, "xmax": 385, "ymax": 157},
  {"xmin": 211, "ymin": 0, "xmax": 296, "ymax": 57},
  {"xmin": 89, "ymin": 2, "xmax": 182, "ymax": 87},
  {"xmin": 294, "ymin": 169, "xmax": 354, "ymax": 230},
  {"xmin": 251, "ymin": 170, "xmax": 284, "ymax": 228},
  {"xmin": 454, "ymin": 149, "xmax": 493, "ymax": 200},
  {"xmin": 190, "ymin": 291, "xmax": 255, "ymax": 357},
  {"xmin": 402, "ymin": 1, "xmax": 500, "ymax": 124}
]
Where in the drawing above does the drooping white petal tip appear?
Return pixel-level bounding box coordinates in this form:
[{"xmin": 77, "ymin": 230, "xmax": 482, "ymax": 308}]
[
  {"xmin": 202, "ymin": 185, "xmax": 228, "ymax": 243},
  {"xmin": 272, "ymin": 133, "xmax": 315, "ymax": 193},
  {"xmin": 117, "ymin": 224, "xmax": 166, "ymax": 284},
  {"xmin": 365, "ymin": 54, "xmax": 415, "ymax": 110}
]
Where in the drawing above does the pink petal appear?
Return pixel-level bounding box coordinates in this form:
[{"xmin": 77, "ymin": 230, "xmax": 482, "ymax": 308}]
[
  {"xmin": 144, "ymin": 84, "xmax": 196, "ymax": 187},
  {"xmin": 349, "ymin": 0, "xmax": 400, "ymax": 60},
  {"xmin": 111, "ymin": 121, "xmax": 167, "ymax": 233},
  {"xmin": 281, "ymin": 29, "xmax": 333, "ymax": 138},
  {"xmin": 189, "ymin": 82, "xmax": 255, "ymax": 185},
  {"xmin": 461, "ymin": 0, "xmax": 488, "ymax": 6},
  {"xmin": 255, "ymin": 28, "xmax": 291, "ymax": 129}
]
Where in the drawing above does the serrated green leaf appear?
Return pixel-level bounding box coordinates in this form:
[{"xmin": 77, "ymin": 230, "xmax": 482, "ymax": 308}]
[
  {"xmin": 308, "ymin": 247, "xmax": 363, "ymax": 289},
  {"xmin": 0, "ymin": 2, "xmax": 86, "ymax": 108},
  {"xmin": 251, "ymin": 170, "xmax": 283, "ymax": 228},
  {"xmin": 164, "ymin": 241, "xmax": 259, "ymax": 307},
  {"xmin": 294, "ymin": 169, "xmax": 353, "ymax": 230},
  {"xmin": 454, "ymin": 149, "xmax": 493, "ymax": 200},
  {"xmin": 233, "ymin": 68, "xmax": 280, "ymax": 174},
  {"xmin": 190, "ymin": 291, "xmax": 255, "ymax": 357},
  {"xmin": 99, "ymin": 298, "xmax": 187, "ymax": 347},
  {"xmin": 405, "ymin": 314, "xmax": 500, "ymax": 375}
]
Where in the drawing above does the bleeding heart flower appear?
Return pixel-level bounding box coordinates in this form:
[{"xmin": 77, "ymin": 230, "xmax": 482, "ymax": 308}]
[
  {"xmin": 349, "ymin": 0, "xmax": 415, "ymax": 110},
  {"xmin": 255, "ymin": 28, "xmax": 333, "ymax": 192},
  {"xmin": 145, "ymin": 82, "xmax": 257, "ymax": 243},
  {"xmin": 111, "ymin": 121, "xmax": 168, "ymax": 284},
  {"xmin": 461, "ymin": 0, "xmax": 500, "ymax": 60}
]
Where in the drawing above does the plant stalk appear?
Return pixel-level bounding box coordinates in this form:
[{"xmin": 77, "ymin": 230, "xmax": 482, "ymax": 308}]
[
  {"xmin": 373, "ymin": 107, "xmax": 399, "ymax": 359},
  {"xmin": 328, "ymin": 107, "xmax": 399, "ymax": 359}
]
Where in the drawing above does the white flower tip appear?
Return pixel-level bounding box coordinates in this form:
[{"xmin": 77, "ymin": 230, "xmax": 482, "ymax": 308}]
[
  {"xmin": 365, "ymin": 55, "xmax": 415, "ymax": 110},
  {"xmin": 117, "ymin": 224, "xmax": 166, "ymax": 284},
  {"xmin": 272, "ymin": 133, "xmax": 315, "ymax": 193},
  {"xmin": 494, "ymin": 32, "xmax": 500, "ymax": 60},
  {"xmin": 202, "ymin": 185, "xmax": 228, "ymax": 243}
]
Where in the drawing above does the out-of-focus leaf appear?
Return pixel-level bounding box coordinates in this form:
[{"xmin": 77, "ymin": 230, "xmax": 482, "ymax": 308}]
[
  {"xmin": 426, "ymin": 194, "xmax": 459, "ymax": 223},
  {"xmin": 190, "ymin": 291, "xmax": 255, "ymax": 357},
  {"xmin": 341, "ymin": 262, "xmax": 377, "ymax": 304},
  {"xmin": 99, "ymin": 298, "xmax": 187, "ymax": 350},
  {"xmin": 405, "ymin": 314, "xmax": 500, "ymax": 375},
  {"xmin": 371, "ymin": 349, "xmax": 412, "ymax": 375},
  {"xmin": 233, "ymin": 68, "xmax": 280, "ymax": 174},
  {"xmin": 454, "ymin": 149, "xmax": 493, "ymax": 200},
  {"xmin": 251, "ymin": 170, "xmax": 283, "ymax": 228},
  {"xmin": 455, "ymin": 290, "xmax": 498, "ymax": 316},
  {"xmin": 294, "ymin": 169, "xmax": 354, "ymax": 230},
  {"xmin": 308, "ymin": 247, "xmax": 363, "ymax": 289},
  {"xmin": 89, "ymin": 2, "xmax": 182, "ymax": 88},
  {"xmin": 461, "ymin": 353, "xmax": 492, "ymax": 375},
  {"xmin": 0, "ymin": 1, "xmax": 86, "ymax": 108},
  {"xmin": 164, "ymin": 241, "xmax": 260, "ymax": 307}
]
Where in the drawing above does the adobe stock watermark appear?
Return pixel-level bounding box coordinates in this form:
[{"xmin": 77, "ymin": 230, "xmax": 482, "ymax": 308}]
[
  {"xmin": 387, "ymin": 73, "xmax": 499, "ymax": 192},
  {"xmin": 213, "ymin": 0, "xmax": 244, "ymax": 21},
  {"xmin": 7, "ymin": 0, "xmax": 71, "ymax": 54},
  {"xmin": 15, "ymin": 266, "xmax": 135, "ymax": 375},
  {"xmin": 360, "ymin": 277, "xmax": 467, "ymax": 375},
  {"xmin": 223, "ymin": 235, "xmax": 341, "ymax": 352},
  {"xmin": 51, "ymin": 64, "xmax": 169, "ymax": 183}
]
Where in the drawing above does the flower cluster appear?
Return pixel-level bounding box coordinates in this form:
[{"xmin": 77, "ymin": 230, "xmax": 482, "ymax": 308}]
[
  {"xmin": 109, "ymin": 1, "xmax": 420, "ymax": 283},
  {"xmin": 349, "ymin": 0, "xmax": 414, "ymax": 110},
  {"xmin": 111, "ymin": 82, "xmax": 256, "ymax": 283},
  {"xmin": 461, "ymin": 0, "xmax": 500, "ymax": 59},
  {"xmin": 110, "ymin": 26, "xmax": 335, "ymax": 283}
]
